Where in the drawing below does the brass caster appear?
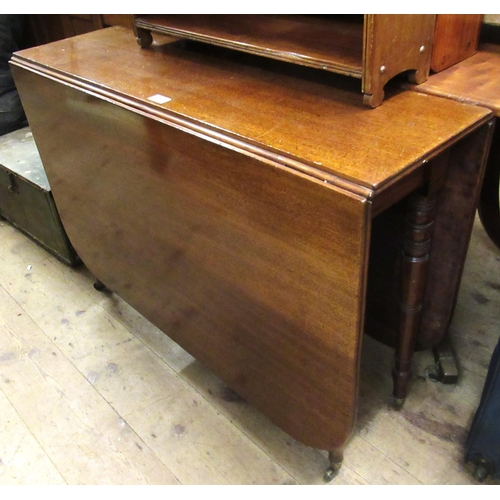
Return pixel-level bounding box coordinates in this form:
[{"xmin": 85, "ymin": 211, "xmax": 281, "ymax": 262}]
[
  {"xmin": 323, "ymin": 467, "xmax": 338, "ymax": 482},
  {"xmin": 324, "ymin": 449, "xmax": 343, "ymax": 482}
]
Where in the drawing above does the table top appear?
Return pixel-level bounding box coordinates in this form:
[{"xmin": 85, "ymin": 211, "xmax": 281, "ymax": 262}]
[
  {"xmin": 405, "ymin": 44, "xmax": 500, "ymax": 116},
  {"xmin": 11, "ymin": 26, "xmax": 491, "ymax": 193}
]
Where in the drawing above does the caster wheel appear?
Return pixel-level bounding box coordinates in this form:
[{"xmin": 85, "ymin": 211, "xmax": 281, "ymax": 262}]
[
  {"xmin": 425, "ymin": 364, "xmax": 441, "ymax": 382},
  {"xmin": 323, "ymin": 467, "xmax": 337, "ymax": 482},
  {"xmin": 473, "ymin": 464, "xmax": 488, "ymax": 483},
  {"xmin": 93, "ymin": 280, "xmax": 106, "ymax": 291}
]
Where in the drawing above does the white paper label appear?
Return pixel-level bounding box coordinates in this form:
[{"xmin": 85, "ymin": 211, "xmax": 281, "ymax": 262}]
[{"xmin": 148, "ymin": 94, "xmax": 172, "ymax": 104}]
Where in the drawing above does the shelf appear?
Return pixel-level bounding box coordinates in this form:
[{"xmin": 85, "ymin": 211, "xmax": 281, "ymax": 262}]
[
  {"xmin": 134, "ymin": 14, "xmax": 364, "ymax": 79},
  {"xmin": 134, "ymin": 14, "xmax": 436, "ymax": 108}
]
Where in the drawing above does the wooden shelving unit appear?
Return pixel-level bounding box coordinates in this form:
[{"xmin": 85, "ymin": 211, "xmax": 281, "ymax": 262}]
[{"xmin": 133, "ymin": 14, "xmax": 436, "ymax": 107}]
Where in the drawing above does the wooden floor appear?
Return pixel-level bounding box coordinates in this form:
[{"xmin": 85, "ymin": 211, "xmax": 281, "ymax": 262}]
[{"xmin": 0, "ymin": 213, "xmax": 499, "ymax": 486}]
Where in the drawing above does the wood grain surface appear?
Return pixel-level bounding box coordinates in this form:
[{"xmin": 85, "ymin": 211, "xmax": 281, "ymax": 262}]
[
  {"xmin": 10, "ymin": 27, "xmax": 491, "ymax": 193},
  {"xmin": 366, "ymin": 124, "xmax": 493, "ymax": 351},
  {"xmin": 134, "ymin": 15, "xmax": 436, "ymax": 108},
  {"xmin": 409, "ymin": 47, "xmax": 500, "ymax": 116},
  {"xmin": 11, "ymin": 58, "xmax": 372, "ymax": 451},
  {"xmin": 2, "ymin": 214, "xmax": 500, "ymax": 484},
  {"xmin": 5, "ymin": 25, "xmax": 500, "ymax": 484},
  {"xmin": 403, "ymin": 46, "xmax": 500, "ymax": 255},
  {"xmin": 431, "ymin": 14, "xmax": 482, "ymax": 73},
  {"xmin": 362, "ymin": 14, "xmax": 435, "ymax": 105},
  {"xmin": 135, "ymin": 14, "xmax": 365, "ymax": 77},
  {"xmin": 7, "ymin": 25, "xmax": 493, "ymax": 454}
]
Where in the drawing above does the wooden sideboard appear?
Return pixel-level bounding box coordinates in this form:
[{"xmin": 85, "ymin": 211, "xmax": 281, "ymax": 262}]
[{"xmin": 10, "ymin": 27, "xmax": 493, "ymax": 480}]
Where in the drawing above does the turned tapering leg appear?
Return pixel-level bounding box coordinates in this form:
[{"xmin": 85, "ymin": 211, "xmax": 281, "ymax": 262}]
[{"xmin": 393, "ymin": 193, "xmax": 437, "ymax": 407}]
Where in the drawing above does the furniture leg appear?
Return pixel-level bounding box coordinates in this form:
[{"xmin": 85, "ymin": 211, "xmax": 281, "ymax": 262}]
[
  {"xmin": 135, "ymin": 27, "xmax": 153, "ymax": 48},
  {"xmin": 363, "ymin": 91, "xmax": 385, "ymax": 109},
  {"xmin": 324, "ymin": 447, "xmax": 344, "ymax": 482},
  {"xmin": 393, "ymin": 193, "xmax": 437, "ymax": 407}
]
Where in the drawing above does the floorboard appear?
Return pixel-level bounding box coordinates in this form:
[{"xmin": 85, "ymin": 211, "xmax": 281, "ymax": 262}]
[{"xmin": 0, "ymin": 215, "xmax": 499, "ymax": 485}]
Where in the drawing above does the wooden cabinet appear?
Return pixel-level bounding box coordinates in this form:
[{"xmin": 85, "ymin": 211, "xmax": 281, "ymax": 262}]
[
  {"xmin": 26, "ymin": 14, "xmax": 134, "ymax": 46},
  {"xmin": 133, "ymin": 14, "xmax": 436, "ymax": 108}
]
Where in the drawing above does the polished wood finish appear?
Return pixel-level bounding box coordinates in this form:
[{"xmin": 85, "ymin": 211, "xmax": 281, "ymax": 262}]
[
  {"xmin": 11, "ymin": 64, "xmax": 370, "ymax": 455},
  {"xmin": 431, "ymin": 14, "xmax": 482, "ymax": 73},
  {"xmin": 60, "ymin": 14, "xmax": 104, "ymax": 37},
  {"xmin": 393, "ymin": 193, "xmax": 437, "ymax": 402},
  {"xmin": 404, "ymin": 46, "xmax": 500, "ymax": 251},
  {"xmin": 101, "ymin": 14, "xmax": 134, "ymax": 30},
  {"xmin": 3, "ymin": 216, "xmax": 500, "ymax": 485},
  {"xmin": 366, "ymin": 124, "xmax": 493, "ymax": 351},
  {"xmin": 389, "ymin": 46, "xmax": 500, "ymax": 382},
  {"xmin": 410, "ymin": 46, "xmax": 500, "ymax": 115},
  {"xmin": 27, "ymin": 14, "xmax": 133, "ymax": 46},
  {"xmin": 134, "ymin": 14, "xmax": 435, "ymax": 107},
  {"xmin": 9, "ymin": 27, "xmax": 492, "ymax": 468},
  {"xmin": 362, "ymin": 14, "xmax": 434, "ymax": 107},
  {"xmin": 11, "ymin": 28, "xmax": 488, "ymax": 193},
  {"xmin": 418, "ymin": 126, "xmax": 493, "ymax": 348},
  {"xmin": 135, "ymin": 14, "xmax": 365, "ymax": 77}
]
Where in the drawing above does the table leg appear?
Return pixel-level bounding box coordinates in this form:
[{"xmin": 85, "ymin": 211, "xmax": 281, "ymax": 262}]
[
  {"xmin": 393, "ymin": 193, "xmax": 437, "ymax": 406},
  {"xmin": 323, "ymin": 447, "xmax": 344, "ymax": 482},
  {"xmin": 135, "ymin": 27, "xmax": 153, "ymax": 48}
]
